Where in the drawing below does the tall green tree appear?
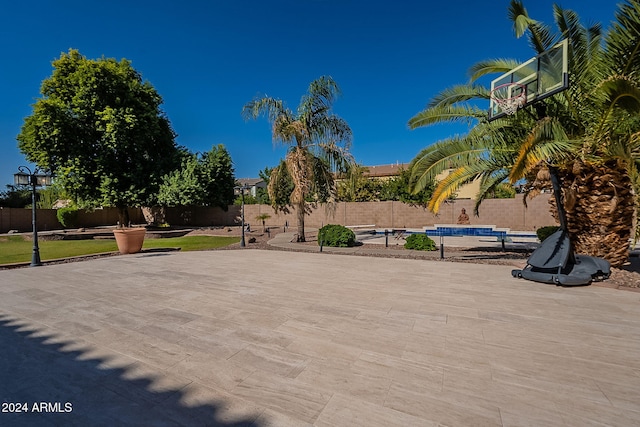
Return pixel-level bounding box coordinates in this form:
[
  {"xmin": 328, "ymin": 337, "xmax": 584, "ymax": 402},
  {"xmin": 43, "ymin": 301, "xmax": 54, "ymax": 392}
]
[
  {"xmin": 407, "ymin": 0, "xmax": 640, "ymax": 267},
  {"xmin": 201, "ymin": 144, "xmax": 235, "ymax": 208},
  {"xmin": 157, "ymin": 144, "xmax": 235, "ymax": 208},
  {"xmin": 0, "ymin": 185, "xmax": 31, "ymax": 208},
  {"xmin": 255, "ymin": 166, "xmax": 275, "ymax": 204},
  {"xmin": 17, "ymin": 49, "xmax": 179, "ymax": 226},
  {"xmin": 242, "ymin": 76, "xmax": 353, "ymax": 242}
]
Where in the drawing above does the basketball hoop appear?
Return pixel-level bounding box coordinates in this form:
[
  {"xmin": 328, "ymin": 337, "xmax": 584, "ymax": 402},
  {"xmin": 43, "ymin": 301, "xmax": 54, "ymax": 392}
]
[{"xmin": 490, "ymin": 83, "xmax": 527, "ymax": 116}]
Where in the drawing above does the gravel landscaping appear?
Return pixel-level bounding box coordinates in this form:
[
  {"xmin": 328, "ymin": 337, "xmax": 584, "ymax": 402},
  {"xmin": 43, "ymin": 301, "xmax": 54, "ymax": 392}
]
[{"xmin": 199, "ymin": 226, "xmax": 640, "ymax": 291}]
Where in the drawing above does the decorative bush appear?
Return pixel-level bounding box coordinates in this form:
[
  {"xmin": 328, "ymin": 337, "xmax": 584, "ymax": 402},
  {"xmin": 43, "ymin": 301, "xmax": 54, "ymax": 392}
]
[
  {"xmin": 536, "ymin": 225, "xmax": 560, "ymax": 242},
  {"xmin": 404, "ymin": 233, "xmax": 437, "ymax": 251},
  {"xmin": 318, "ymin": 224, "xmax": 356, "ymax": 247},
  {"xmin": 56, "ymin": 207, "xmax": 79, "ymax": 229}
]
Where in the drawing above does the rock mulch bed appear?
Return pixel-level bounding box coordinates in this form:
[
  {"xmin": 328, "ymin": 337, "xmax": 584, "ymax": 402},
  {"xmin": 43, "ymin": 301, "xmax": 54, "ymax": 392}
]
[{"xmin": 202, "ymin": 227, "xmax": 640, "ymax": 291}]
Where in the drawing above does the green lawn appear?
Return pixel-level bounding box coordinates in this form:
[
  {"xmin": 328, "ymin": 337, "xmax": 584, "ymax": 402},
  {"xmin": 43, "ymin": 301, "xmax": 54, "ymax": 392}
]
[{"xmin": 0, "ymin": 235, "xmax": 240, "ymax": 265}]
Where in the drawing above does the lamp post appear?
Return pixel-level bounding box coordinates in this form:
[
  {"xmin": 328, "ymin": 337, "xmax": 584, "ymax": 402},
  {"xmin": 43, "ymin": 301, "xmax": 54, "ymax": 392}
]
[
  {"xmin": 14, "ymin": 166, "xmax": 52, "ymax": 267},
  {"xmin": 234, "ymin": 184, "xmax": 250, "ymax": 248}
]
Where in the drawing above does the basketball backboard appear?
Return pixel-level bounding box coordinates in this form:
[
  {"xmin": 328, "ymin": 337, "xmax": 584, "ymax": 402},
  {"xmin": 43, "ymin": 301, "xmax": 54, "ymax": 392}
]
[{"xmin": 488, "ymin": 39, "xmax": 568, "ymax": 121}]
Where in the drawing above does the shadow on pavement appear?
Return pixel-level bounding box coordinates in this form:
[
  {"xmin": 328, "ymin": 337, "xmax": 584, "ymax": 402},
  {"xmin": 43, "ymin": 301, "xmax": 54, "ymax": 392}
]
[{"xmin": 0, "ymin": 314, "xmax": 261, "ymax": 426}]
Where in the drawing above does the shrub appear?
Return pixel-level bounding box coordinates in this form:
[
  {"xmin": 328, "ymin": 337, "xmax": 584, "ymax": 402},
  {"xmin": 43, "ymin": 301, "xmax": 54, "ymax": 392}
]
[
  {"xmin": 318, "ymin": 224, "xmax": 356, "ymax": 247},
  {"xmin": 56, "ymin": 207, "xmax": 79, "ymax": 229},
  {"xmin": 536, "ymin": 225, "xmax": 560, "ymax": 242},
  {"xmin": 404, "ymin": 233, "xmax": 437, "ymax": 251}
]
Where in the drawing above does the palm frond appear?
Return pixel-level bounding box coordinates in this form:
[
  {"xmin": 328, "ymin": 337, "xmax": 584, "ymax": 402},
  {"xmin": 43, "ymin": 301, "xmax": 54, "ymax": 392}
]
[
  {"xmin": 468, "ymin": 59, "xmax": 522, "ymax": 83},
  {"xmin": 426, "ymin": 84, "xmax": 490, "ymax": 109},
  {"xmin": 508, "ymin": 0, "xmax": 537, "ymax": 39},
  {"xmin": 307, "ymin": 153, "xmax": 336, "ymax": 202},
  {"xmin": 555, "ymin": 6, "xmax": 602, "ymax": 85},
  {"xmin": 600, "ymin": 75, "xmax": 640, "ymax": 112},
  {"xmin": 408, "ymin": 124, "xmax": 511, "ymax": 202},
  {"xmin": 314, "ymin": 140, "xmax": 354, "ymax": 173},
  {"xmin": 473, "ymin": 170, "xmax": 512, "ymax": 215},
  {"xmin": 299, "ymin": 76, "xmax": 340, "ymax": 118},
  {"xmin": 408, "ymin": 104, "xmax": 487, "ymax": 129},
  {"xmin": 604, "ymin": 0, "xmax": 640, "ymax": 76},
  {"xmin": 241, "ymin": 97, "xmax": 286, "ymax": 124},
  {"xmin": 509, "ymin": 117, "xmax": 579, "ymax": 182},
  {"xmin": 508, "ymin": 0, "xmax": 556, "ymax": 52},
  {"xmin": 428, "ymin": 157, "xmax": 512, "ymax": 213},
  {"xmin": 310, "ymin": 114, "xmax": 353, "ymax": 151}
]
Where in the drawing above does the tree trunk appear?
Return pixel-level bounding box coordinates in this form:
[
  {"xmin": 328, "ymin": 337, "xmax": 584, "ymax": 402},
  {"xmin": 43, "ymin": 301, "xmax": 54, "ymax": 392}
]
[
  {"xmin": 287, "ymin": 147, "xmax": 309, "ymax": 243},
  {"xmin": 296, "ymin": 200, "xmax": 306, "ymax": 242},
  {"xmin": 117, "ymin": 206, "xmax": 130, "ymax": 228},
  {"xmin": 551, "ymin": 160, "xmax": 633, "ymax": 267}
]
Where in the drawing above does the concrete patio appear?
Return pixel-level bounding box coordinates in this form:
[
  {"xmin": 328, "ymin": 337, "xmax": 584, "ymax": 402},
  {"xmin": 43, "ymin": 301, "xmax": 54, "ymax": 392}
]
[{"xmin": 0, "ymin": 249, "xmax": 639, "ymax": 426}]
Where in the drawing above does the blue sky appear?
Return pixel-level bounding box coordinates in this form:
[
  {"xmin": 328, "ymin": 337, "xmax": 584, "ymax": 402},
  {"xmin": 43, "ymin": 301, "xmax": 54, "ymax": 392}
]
[{"xmin": 0, "ymin": 0, "xmax": 620, "ymax": 189}]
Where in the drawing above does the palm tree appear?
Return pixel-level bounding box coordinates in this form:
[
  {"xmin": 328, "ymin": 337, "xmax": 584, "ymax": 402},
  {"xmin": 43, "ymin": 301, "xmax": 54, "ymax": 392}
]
[
  {"xmin": 242, "ymin": 76, "xmax": 353, "ymax": 242},
  {"xmin": 408, "ymin": 0, "xmax": 640, "ymax": 267},
  {"xmin": 255, "ymin": 213, "xmax": 271, "ymax": 232}
]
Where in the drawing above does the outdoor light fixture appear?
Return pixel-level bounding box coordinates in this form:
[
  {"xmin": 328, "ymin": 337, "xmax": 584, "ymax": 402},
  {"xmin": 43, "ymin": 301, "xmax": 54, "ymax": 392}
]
[
  {"xmin": 234, "ymin": 184, "xmax": 250, "ymax": 248},
  {"xmin": 14, "ymin": 166, "xmax": 52, "ymax": 266}
]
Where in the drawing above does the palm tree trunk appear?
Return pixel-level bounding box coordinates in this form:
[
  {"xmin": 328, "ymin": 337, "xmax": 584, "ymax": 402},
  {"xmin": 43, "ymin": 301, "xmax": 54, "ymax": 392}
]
[
  {"xmin": 296, "ymin": 200, "xmax": 306, "ymax": 242},
  {"xmin": 288, "ymin": 147, "xmax": 309, "ymax": 243},
  {"xmin": 553, "ymin": 160, "xmax": 633, "ymax": 267}
]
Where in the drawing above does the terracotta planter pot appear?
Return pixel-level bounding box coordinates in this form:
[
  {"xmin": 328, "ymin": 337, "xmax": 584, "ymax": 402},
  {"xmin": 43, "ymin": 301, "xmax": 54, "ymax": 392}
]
[{"xmin": 113, "ymin": 227, "xmax": 146, "ymax": 254}]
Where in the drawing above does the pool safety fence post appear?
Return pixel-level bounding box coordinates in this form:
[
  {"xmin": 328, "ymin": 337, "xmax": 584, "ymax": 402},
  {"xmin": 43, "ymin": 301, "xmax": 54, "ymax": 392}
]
[
  {"xmin": 440, "ymin": 233, "xmax": 444, "ymax": 259},
  {"xmin": 385, "ymin": 229, "xmax": 389, "ymax": 247}
]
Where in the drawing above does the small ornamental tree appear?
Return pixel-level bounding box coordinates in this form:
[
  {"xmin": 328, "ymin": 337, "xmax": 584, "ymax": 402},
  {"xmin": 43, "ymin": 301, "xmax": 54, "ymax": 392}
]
[
  {"xmin": 255, "ymin": 213, "xmax": 271, "ymax": 232},
  {"xmin": 17, "ymin": 49, "xmax": 179, "ymax": 226}
]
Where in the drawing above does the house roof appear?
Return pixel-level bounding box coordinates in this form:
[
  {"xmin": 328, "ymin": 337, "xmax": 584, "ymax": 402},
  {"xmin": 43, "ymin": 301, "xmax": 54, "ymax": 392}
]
[
  {"xmin": 236, "ymin": 178, "xmax": 264, "ymax": 186},
  {"xmin": 363, "ymin": 163, "xmax": 409, "ymax": 178}
]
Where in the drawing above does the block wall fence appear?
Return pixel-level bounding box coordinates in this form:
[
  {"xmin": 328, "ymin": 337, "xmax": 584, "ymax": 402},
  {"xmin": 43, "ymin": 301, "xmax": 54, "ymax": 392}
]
[{"xmin": 0, "ymin": 194, "xmax": 557, "ymax": 234}]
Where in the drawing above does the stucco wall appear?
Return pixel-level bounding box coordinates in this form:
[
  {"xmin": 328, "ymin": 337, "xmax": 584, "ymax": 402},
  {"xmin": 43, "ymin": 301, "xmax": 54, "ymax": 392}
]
[
  {"xmin": 238, "ymin": 194, "xmax": 556, "ymax": 231},
  {"xmin": 0, "ymin": 195, "xmax": 557, "ymax": 233}
]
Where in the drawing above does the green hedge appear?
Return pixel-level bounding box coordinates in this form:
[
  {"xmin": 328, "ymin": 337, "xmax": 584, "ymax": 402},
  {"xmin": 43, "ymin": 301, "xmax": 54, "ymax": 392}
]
[
  {"xmin": 56, "ymin": 207, "xmax": 79, "ymax": 229},
  {"xmin": 404, "ymin": 233, "xmax": 437, "ymax": 251},
  {"xmin": 536, "ymin": 225, "xmax": 560, "ymax": 242},
  {"xmin": 318, "ymin": 224, "xmax": 356, "ymax": 247}
]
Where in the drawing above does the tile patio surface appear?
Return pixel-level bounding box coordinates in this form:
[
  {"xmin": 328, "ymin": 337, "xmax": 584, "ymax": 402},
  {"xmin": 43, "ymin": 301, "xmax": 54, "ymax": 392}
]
[{"xmin": 0, "ymin": 249, "xmax": 639, "ymax": 426}]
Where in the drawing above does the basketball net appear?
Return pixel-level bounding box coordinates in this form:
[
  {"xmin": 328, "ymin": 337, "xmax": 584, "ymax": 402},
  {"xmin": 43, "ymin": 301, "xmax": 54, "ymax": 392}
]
[{"xmin": 491, "ymin": 83, "xmax": 527, "ymax": 116}]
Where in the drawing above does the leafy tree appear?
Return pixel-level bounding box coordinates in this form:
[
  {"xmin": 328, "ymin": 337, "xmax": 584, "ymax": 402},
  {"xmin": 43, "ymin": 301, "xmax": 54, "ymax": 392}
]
[
  {"xmin": 233, "ymin": 193, "xmax": 260, "ymax": 205},
  {"xmin": 17, "ymin": 49, "xmax": 179, "ymax": 226},
  {"xmin": 407, "ymin": 0, "xmax": 640, "ymax": 267},
  {"xmin": 157, "ymin": 148, "xmax": 202, "ymax": 207},
  {"xmin": 264, "ymin": 160, "xmax": 296, "ymax": 210},
  {"xmin": 158, "ymin": 144, "xmax": 235, "ymax": 209},
  {"xmin": 200, "ymin": 144, "xmax": 235, "ymax": 208},
  {"xmin": 242, "ymin": 76, "xmax": 353, "ymax": 241},
  {"xmin": 36, "ymin": 181, "xmax": 68, "ymax": 209},
  {"xmin": 336, "ymin": 164, "xmax": 383, "ymax": 202},
  {"xmin": 255, "ymin": 166, "xmax": 273, "ymax": 204},
  {"xmin": 0, "ymin": 185, "xmax": 31, "ymax": 208},
  {"xmin": 379, "ymin": 167, "xmax": 436, "ymax": 206},
  {"xmin": 334, "ymin": 164, "xmax": 435, "ymax": 204}
]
